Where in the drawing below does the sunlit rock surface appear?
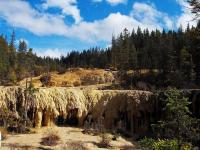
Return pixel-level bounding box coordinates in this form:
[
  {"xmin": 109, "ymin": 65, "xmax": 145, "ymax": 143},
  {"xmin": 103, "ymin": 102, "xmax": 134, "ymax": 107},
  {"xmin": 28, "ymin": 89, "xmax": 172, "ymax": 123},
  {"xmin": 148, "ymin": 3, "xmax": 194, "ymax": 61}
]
[{"xmin": 0, "ymin": 86, "xmax": 153, "ymax": 134}]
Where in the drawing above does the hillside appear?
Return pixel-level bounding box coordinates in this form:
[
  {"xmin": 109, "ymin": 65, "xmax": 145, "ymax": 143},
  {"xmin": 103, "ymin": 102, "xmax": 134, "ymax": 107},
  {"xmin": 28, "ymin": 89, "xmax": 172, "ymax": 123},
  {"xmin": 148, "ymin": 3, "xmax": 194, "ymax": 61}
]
[{"xmin": 18, "ymin": 68, "xmax": 115, "ymax": 88}]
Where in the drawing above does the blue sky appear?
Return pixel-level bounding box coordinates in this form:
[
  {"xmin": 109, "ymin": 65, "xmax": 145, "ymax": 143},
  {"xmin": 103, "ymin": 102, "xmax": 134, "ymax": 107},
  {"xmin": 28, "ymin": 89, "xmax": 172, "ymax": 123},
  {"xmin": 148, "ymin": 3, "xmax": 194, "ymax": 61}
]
[{"xmin": 0, "ymin": 0, "xmax": 197, "ymax": 58}]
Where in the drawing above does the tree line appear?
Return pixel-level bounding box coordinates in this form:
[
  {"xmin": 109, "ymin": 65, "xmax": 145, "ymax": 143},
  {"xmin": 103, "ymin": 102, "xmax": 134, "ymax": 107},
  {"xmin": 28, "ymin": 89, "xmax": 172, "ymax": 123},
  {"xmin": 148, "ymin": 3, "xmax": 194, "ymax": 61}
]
[
  {"xmin": 0, "ymin": 32, "xmax": 62, "ymax": 85},
  {"xmin": 60, "ymin": 47, "xmax": 111, "ymax": 69},
  {"xmin": 0, "ymin": 21, "xmax": 199, "ymax": 88},
  {"xmin": 60, "ymin": 21, "xmax": 200, "ymax": 87},
  {"xmin": 0, "ymin": 32, "xmax": 111, "ymax": 85},
  {"xmin": 110, "ymin": 22, "xmax": 200, "ymax": 87}
]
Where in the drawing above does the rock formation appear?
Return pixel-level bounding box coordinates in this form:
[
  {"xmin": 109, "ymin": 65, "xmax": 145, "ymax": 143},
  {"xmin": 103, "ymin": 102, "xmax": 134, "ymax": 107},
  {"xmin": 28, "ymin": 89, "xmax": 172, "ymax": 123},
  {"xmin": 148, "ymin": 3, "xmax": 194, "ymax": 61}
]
[{"xmin": 0, "ymin": 86, "xmax": 153, "ymax": 135}]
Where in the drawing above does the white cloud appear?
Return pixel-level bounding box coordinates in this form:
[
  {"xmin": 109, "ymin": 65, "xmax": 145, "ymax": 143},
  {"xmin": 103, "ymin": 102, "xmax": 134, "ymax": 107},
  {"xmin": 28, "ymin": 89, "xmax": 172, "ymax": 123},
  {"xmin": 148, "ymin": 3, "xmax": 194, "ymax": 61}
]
[
  {"xmin": 0, "ymin": 0, "xmax": 68, "ymax": 36},
  {"xmin": 106, "ymin": 0, "xmax": 127, "ymax": 5},
  {"xmin": 43, "ymin": 0, "xmax": 82, "ymax": 24},
  {"xmin": 0, "ymin": 0, "xmax": 179, "ymax": 44},
  {"xmin": 176, "ymin": 0, "xmax": 197, "ymax": 29},
  {"xmin": 35, "ymin": 48, "xmax": 67, "ymax": 58},
  {"xmin": 176, "ymin": 0, "xmax": 189, "ymax": 8},
  {"xmin": 68, "ymin": 12, "xmax": 161, "ymax": 42},
  {"xmin": 92, "ymin": 0, "xmax": 126, "ymax": 5},
  {"xmin": 177, "ymin": 13, "xmax": 197, "ymax": 29},
  {"xmin": 67, "ymin": 2, "xmax": 174, "ymax": 42},
  {"xmin": 131, "ymin": 2, "xmax": 174, "ymax": 29}
]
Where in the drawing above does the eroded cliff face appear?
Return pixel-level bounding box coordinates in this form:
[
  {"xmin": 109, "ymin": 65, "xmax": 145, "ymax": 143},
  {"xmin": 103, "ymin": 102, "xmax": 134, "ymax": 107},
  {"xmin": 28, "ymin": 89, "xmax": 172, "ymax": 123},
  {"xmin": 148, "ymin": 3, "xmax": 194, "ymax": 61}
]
[{"xmin": 0, "ymin": 86, "xmax": 153, "ymax": 134}]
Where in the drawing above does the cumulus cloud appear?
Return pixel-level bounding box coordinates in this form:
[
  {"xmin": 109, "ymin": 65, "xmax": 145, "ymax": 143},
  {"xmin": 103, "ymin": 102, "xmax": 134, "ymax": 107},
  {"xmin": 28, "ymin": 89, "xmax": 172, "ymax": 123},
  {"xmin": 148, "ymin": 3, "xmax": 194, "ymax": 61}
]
[
  {"xmin": 131, "ymin": 2, "xmax": 174, "ymax": 29},
  {"xmin": 92, "ymin": 0, "xmax": 126, "ymax": 5},
  {"xmin": 0, "ymin": 0, "xmax": 68, "ymax": 36},
  {"xmin": 35, "ymin": 48, "xmax": 67, "ymax": 58},
  {"xmin": 68, "ymin": 12, "xmax": 165, "ymax": 42},
  {"xmin": 106, "ymin": 0, "xmax": 127, "ymax": 5},
  {"xmin": 0, "ymin": 0, "xmax": 177, "ymax": 43},
  {"xmin": 42, "ymin": 0, "xmax": 82, "ymax": 24},
  {"xmin": 68, "ymin": 2, "xmax": 174, "ymax": 41}
]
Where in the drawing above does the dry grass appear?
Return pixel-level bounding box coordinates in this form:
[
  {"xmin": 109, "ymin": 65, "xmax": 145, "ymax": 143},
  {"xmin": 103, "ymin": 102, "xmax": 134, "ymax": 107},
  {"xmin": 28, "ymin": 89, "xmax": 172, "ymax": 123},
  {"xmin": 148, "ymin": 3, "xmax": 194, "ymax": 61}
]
[
  {"xmin": 41, "ymin": 128, "xmax": 60, "ymax": 146},
  {"xmin": 98, "ymin": 133, "xmax": 111, "ymax": 148},
  {"xmin": 64, "ymin": 141, "xmax": 87, "ymax": 150},
  {"xmin": 18, "ymin": 68, "xmax": 114, "ymax": 87}
]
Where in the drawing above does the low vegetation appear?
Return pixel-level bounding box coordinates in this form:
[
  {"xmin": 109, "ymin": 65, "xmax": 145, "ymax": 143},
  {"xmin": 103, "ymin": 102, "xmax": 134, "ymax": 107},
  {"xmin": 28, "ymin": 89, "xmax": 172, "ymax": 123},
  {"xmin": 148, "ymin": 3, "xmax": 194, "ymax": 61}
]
[
  {"xmin": 64, "ymin": 141, "xmax": 87, "ymax": 150},
  {"xmin": 98, "ymin": 133, "xmax": 111, "ymax": 148},
  {"xmin": 40, "ymin": 73, "xmax": 51, "ymax": 87},
  {"xmin": 0, "ymin": 107, "xmax": 32, "ymax": 134},
  {"xmin": 139, "ymin": 138, "xmax": 196, "ymax": 150},
  {"xmin": 41, "ymin": 128, "xmax": 60, "ymax": 146},
  {"xmin": 139, "ymin": 89, "xmax": 200, "ymax": 149}
]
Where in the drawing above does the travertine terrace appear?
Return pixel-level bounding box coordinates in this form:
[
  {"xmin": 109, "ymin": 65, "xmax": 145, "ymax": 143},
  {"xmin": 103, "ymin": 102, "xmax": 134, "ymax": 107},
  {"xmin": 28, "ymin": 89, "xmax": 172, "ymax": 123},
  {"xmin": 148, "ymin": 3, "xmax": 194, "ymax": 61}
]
[{"xmin": 0, "ymin": 86, "xmax": 153, "ymax": 134}]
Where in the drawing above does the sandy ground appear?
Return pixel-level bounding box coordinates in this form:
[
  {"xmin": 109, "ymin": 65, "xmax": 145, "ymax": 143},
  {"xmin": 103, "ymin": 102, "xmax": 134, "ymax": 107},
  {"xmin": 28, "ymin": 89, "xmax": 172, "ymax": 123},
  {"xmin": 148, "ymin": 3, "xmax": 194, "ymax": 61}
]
[{"xmin": 1, "ymin": 127, "xmax": 141, "ymax": 150}]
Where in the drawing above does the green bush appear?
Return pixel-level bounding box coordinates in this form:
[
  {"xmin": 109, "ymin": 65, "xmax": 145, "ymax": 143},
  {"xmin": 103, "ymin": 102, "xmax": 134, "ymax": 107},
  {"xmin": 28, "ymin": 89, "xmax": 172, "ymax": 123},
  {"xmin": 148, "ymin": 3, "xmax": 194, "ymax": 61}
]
[
  {"xmin": 139, "ymin": 138, "xmax": 197, "ymax": 150},
  {"xmin": 153, "ymin": 139, "xmax": 178, "ymax": 150},
  {"xmin": 139, "ymin": 137, "xmax": 155, "ymax": 150}
]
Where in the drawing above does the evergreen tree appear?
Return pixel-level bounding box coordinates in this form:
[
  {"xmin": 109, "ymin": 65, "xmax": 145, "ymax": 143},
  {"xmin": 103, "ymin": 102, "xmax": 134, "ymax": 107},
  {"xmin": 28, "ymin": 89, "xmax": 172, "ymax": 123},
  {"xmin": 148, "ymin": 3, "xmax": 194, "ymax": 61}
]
[
  {"xmin": 111, "ymin": 35, "xmax": 117, "ymax": 68},
  {"xmin": 128, "ymin": 43, "xmax": 137, "ymax": 70},
  {"xmin": 191, "ymin": 21, "xmax": 200, "ymax": 85},
  {"xmin": 180, "ymin": 47, "xmax": 193, "ymax": 82},
  {"xmin": 155, "ymin": 89, "xmax": 199, "ymax": 148},
  {"xmin": 0, "ymin": 36, "xmax": 9, "ymax": 83},
  {"xmin": 18, "ymin": 40, "xmax": 27, "ymax": 52}
]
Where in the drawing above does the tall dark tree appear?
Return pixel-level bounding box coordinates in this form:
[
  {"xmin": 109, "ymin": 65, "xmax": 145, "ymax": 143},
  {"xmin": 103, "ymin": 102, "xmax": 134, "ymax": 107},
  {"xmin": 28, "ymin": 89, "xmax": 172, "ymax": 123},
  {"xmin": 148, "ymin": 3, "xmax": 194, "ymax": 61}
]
[
  {"xmin": 191, "ymin": 21, "xmax": 200, "ymax": 85},
  {"xmin": 18, "ymin": 40, "xmax": 27, "ymax": 52}
]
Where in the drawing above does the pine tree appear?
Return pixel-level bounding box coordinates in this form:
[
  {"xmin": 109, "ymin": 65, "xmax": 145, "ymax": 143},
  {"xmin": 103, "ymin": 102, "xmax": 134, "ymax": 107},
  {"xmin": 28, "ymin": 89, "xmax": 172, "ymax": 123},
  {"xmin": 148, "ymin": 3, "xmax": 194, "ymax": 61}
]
[
  {"xmin": 128, "ymin": 43, "xmax": 137, "ymax": 70},
  {"xmin": 18, "ymin": 40, "xmax": 27, "ymax": 52},
  {"xmin": 0, "ymin": 36, "xmax": 10, "ymax": 83},
  {"xmin": 180, "ymin": 47, "xmax": 193, "ymax": 82},
  {"xmin": 191, "ymin": 21, "xmax": 200, "ymax": 85},
  {"xmin": 121, "ymin": 28, "xmax": 130, "ymax": 70},
  {"xmin": 111, "ymin": 35, "xmax": 117, "ymax": 69},
  {"xmin": 8, "ymin": 31, "xmax": 17, "ymax": 83}
]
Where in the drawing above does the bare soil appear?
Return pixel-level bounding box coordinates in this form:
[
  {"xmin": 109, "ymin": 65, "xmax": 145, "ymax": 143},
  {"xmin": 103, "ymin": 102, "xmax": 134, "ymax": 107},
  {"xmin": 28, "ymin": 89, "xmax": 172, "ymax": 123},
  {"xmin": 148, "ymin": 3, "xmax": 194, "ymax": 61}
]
[{"xmin": 1, "ymin": 127, "xmax": 140, "ymax": 150}]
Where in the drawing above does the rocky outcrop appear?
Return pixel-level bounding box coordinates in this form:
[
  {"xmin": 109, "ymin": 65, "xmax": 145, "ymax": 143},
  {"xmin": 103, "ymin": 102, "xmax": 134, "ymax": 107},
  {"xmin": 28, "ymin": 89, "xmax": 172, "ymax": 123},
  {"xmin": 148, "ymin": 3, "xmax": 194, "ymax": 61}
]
[{"xmin": 0, "ymin": 86, "xmax": 153, "ymax": 134}]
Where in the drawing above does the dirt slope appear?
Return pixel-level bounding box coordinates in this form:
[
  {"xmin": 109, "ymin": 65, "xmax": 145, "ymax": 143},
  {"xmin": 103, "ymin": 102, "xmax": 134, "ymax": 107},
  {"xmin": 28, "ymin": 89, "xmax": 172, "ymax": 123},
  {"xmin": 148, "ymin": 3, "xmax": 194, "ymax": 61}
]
[{"xmin": 18, "ymin": 68, "xmax": 115, "ymax": 88}]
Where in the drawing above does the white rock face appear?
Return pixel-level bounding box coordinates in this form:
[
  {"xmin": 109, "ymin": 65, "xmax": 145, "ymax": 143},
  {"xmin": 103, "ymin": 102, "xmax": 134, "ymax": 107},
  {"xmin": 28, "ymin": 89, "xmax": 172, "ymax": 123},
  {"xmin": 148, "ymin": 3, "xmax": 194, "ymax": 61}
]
[{"xmin": 0, "ymin": 86, "xmax": 153, "ymax": 134}]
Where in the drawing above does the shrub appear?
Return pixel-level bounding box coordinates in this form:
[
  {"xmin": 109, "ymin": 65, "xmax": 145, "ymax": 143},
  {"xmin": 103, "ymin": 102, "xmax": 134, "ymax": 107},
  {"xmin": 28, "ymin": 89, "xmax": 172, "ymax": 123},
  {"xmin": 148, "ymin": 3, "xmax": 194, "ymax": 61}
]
[
  {"xmin": 64, "ymin": 141, "xmax": 87, "ymax": 150},
  {"xmin": 0, "ymin": 107, "xmax": 32, "ymax": 134},
  {"xmin": 61, "ymin": 81, "xmax": 71, "ymax": 87},
  {"xmin": 139, "ymin": 138, "xmax": 197, "ymax": 150},
  {"xmin": 73, "ymin": 80, "xmax": 81, "ymax": 86},
  {"xmin": 40, "ymin": 73, "xmax": 51, "ymax": 87},
  {"xmin": 153, "ymin": 139, "xmax": 178, "ymax": 150},
  {"xmin": 57, "ymin": 67, "xmax": 66, "ymax": 74},
  {"xmin": 98, "ymin": 133, "xmax": 111, "ymax": 148},
  {"xmin": 41, "ymin": 129, "xmax": 60, "ymax": 146},
  {"xmin": 139, "ymin": 137, "xmax": 155, "ymax": 150}
]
